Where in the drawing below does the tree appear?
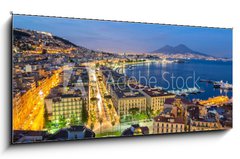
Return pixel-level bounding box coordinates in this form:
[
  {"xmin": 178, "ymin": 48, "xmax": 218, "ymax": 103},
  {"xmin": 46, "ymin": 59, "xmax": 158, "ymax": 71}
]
[
  {"xmin": 129, "ymin": 108, "xmax": 139, "ymax": 121},
  {"xmin": 154, "ymin": 110, "xmax": 161, "ymax": 117},
  {"xmin": 90, "ymin": 123, "xmax": 94, "ymax": 130},
  {"xmin": 129, "ymin": 108, "xmax": 139, "ymax": 115},
  {"xmin": 82, "ymin": 99, "xmax": 88, "ymax": 124},
  {"xmin": 111, "ymin": 120, "xmax": 116, "ymax": 132},
  {"xmin": 70, "ymin": 113, "xmax": 80, "ymax": 126},
  {"xmin": 104, "ymin": 95, "xmax": 112, "ymax": 99},
  {"xmin": 58, "ymin": 115, "xmax": 67, "ymax": 129},
  {"xmin": 45, "ymin": 121, "xmax": 53, "ymax": 130},
  {"xmin": 99, "ymin": 118, "xmax": 103, "ymax": 134},
  {"xmin": 90, "ymin": 97, "xmax": 98, "ymax": 101},
  {"xmin": 107, "ymin": 104, "xmax": 112, "ymax": 110},
  {"xmin": 91, "ymin": 97, "xmax": 99, "ymax": 108}
]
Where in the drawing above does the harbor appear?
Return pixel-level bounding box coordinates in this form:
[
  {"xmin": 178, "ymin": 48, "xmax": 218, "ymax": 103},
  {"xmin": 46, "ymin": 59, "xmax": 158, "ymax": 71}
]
[
  {"xmin": 168, "ymin": 87, "xmax": 204, "ymax": 97},
  {"xmin": 200, "ymin": 79, "xmax": 232, "ymax": 90},
  {"xmin": 126, "ymin": 60, "xmax": 232, "ymax": 100}
]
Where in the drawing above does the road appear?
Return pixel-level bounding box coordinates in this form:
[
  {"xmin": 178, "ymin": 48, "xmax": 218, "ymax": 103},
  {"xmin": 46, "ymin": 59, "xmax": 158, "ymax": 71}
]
[{"xmin": 86, "ymin": 63, "xmax": 119, "ymax": 134}]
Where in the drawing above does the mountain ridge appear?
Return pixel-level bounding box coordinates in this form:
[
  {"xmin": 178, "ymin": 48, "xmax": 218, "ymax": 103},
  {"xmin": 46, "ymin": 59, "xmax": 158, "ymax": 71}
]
[{"xmin": 151, "ymin": 44, "xmax": 211, "ymax": 57}]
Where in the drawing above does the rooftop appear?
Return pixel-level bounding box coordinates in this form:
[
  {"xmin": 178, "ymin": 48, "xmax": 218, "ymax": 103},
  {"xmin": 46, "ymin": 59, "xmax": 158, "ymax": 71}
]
[
  {"xmin": 154, "ymin": 115, "xmax": 185, "ymax": 124},
  {"xmin": 165, "ymin": 97, "xmax": 192, "ymax": 105},
  {"xmin": 111, "ymin": 84, "xmax": 145, "ymax": 99},
  {"xmin": 142, "ymin": 87, "xmax": 175, "ymax": 97},
  {"xmin": 45, "ymin": 86, "xmax": 82, "ymax": 100}
]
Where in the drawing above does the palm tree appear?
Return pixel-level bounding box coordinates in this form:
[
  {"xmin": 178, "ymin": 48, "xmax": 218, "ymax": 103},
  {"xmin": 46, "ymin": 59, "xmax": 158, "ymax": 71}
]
[
  {"xmin": 108, "ymin": 104, "xmax": 112, "ymax": 109},
  {"xmin": 111, "ymin": 120, "xmax": 116, "ymax": 132},
  {"xmin": 104, "ymin": 95, "xmax": 112, "ymax": 99},
  {"xmin": 82, "ymin": 99, "xmax": 88, "ymax": 124},
  {"xmin": 99, "ymin": 117, "xmax": 103, "ymax": 134},
  {"xmin": 90, "ymin": 97, "xmax": 99, "ymax": 111},
  {"xmin": 90, "ymin": 122, "xmax": 94, "ymax": 130}
]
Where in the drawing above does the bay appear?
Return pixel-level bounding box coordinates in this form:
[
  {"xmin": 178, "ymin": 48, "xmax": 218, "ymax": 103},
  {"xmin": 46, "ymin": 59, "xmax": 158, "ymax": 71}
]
[{"xmin": 125, "ymin": 59, "xmax": 232, "ymax": 100}]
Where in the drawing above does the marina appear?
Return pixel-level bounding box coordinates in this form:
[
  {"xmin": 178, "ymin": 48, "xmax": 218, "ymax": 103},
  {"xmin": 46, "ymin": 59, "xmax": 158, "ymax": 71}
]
[
  {"xmin": 168, "ymin": 87, "xmax": 204, "ymax": 96},
  {"xmin": 126, "ymin": 60, "xmax": 232, "ymax": 100},
  {"xmin": 200, "ymin": 79, "xmax": 232, "ymax": 90}
]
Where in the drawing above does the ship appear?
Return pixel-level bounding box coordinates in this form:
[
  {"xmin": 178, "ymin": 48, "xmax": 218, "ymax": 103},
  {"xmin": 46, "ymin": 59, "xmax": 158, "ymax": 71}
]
[
  {"xmin": 214, "ymin": 80, "xmax": 232, "ymax": 90},
  {"xmin": 220, "ymin": 81, "xmax": 232, "ymax": 90},
  {"xmin": 213, "ymin": 80, "xmax": 223, "ymax": 88},
  {"xmin": 168, "ymin": 87, "xmax": 204, "ymax": 96}
]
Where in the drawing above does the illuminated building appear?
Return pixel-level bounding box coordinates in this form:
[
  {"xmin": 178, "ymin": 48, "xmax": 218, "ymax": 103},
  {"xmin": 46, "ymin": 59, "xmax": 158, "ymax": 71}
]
[
  {"xmin": 12, "ymin": 69, "xmax": 62, "ymax": 131},
  {"xmin": 190, "ymin": 118, "xmax": 222, "ymax": 131},
  {"xmin": 110, "ymin": 84, "xmax": 146, "ymax": 116},
  {"xmin": 198, "ymin": 96, "xmax": 229, "ymax": 106},
  {"xmin": 140, "ymin": 87, "xmax": 175, "ymax": 113},
  {"xmin": 171, "ymin": 98, "xmax": 185, "ymax": 117},
  {"xmin": 25, "ymin": 64, "xmax": 32, "ymax": 72},
  {"xmin": 153, "ymin": 98, "xmax": 192, "ymax": 134},
  {"xmin": 153, "ymin": 115, "xmax": 185, "ymax": 134},
  {"xmin": 44, "ymin": 88, "xmax": 83, "ymax": 122}
]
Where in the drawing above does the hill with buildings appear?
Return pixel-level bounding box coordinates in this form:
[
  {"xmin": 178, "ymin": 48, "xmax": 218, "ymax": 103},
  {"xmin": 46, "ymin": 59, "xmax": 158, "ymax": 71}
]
[{"xmin": 13, "ymin": 28, "xmax": 106, "ymax": 55}]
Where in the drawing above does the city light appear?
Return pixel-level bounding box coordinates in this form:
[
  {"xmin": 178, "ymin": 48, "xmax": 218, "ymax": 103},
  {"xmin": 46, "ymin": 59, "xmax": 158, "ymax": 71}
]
[{"xmin": 12, "ymin": 21, "xmax": 232, "ymax": 144}]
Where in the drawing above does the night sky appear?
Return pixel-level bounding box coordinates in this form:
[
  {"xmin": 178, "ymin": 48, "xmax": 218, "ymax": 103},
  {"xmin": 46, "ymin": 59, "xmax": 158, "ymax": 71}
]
[{"xmin": 13, "ymin": 15, "xmax": 232, "ymax": 58}]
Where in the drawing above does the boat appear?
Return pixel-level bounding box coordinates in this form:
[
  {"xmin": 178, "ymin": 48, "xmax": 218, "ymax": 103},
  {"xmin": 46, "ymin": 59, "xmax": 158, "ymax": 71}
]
[
  {"xmin": 168, "ymin": 87, "xmax": 203, "ymax": 96},
  {"xmin": 220, "ymin": 81, "xmax": 232, "ymax": 90},
  {"xmin": 213, "ymin": 80, "xmax": 223, "ymax": 88},
  {"xmin": 213, "ymin": 80, "xmax": 232, "ymax": 90}
]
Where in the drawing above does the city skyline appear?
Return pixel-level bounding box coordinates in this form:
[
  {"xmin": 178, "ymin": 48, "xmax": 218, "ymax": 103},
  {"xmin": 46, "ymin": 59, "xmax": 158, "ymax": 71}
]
[
  {"xmin": 12, "ymin": 15, "xmax": 232, "ymax": 144},
  {"xmin": 13, "ymin": 15, "xmax": 232, "ymax": 58}
]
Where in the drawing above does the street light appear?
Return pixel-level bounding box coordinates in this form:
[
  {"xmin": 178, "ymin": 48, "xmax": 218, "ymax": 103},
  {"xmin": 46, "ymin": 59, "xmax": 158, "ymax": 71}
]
[{"xmin": 39, "ymin": 90, "xmax": 43, "ymax": 96}]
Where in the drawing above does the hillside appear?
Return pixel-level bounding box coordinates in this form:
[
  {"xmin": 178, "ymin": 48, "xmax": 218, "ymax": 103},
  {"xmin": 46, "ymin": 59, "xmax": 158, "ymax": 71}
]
[{"xmin": 13, "ymin": 28, "xmax": 95, "ymax": 54}]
